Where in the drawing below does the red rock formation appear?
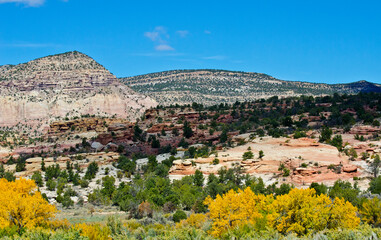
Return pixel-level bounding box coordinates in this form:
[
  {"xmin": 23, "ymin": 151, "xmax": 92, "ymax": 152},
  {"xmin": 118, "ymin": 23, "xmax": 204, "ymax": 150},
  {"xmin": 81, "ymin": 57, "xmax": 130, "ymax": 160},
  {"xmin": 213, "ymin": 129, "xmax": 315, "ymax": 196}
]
[{"xmin": 350, "ymin": 126, "xmax": 380, "ymax": 135}]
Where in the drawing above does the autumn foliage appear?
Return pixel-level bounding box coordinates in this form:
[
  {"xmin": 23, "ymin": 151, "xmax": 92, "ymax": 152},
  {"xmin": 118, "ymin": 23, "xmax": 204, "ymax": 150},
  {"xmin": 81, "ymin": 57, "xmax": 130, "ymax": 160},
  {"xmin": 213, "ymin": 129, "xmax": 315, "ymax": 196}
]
[
  {"xmin": 75, "ymin": 223, "xmax": 111, "ymax": 240},
  {"xmin": 360, "ymin": 197, "xmax": 381, "ymax": 227},
  {"xmin": 178, "ymin": 213, "xmax": 208, "ymax": 229},
  {"xmin": 271, "ymin": 188, "xmax": 360, "ymax": 234},
  {"xmin": 204, "ymin": 187, "xmax": 360, "ymax": 236},
  {"xmin": 204, "ymin": 187, "xmax": 273, "ymax": 236},
  {"xmin": 0, "ymin": 178, "xmax": 57, "ymax": 233}
]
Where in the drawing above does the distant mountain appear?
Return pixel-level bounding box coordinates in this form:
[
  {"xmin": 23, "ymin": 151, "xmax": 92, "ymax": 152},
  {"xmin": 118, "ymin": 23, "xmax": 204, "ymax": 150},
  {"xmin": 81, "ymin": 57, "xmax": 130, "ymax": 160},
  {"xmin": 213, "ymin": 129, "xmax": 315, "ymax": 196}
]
[
  {"xmin": 0, "ymin": 51, "xmax": 118, "ymax": 88},
  {"xmin": 0, "ymin": 51, "xmax": 157, "ymax": 126},
  {"xmin": 1, "ymin": 51, "xmax": 379, "ymax": 128},
  {"xmin": 332, "ymin": 80, "xmax": 381, "ymax": 94},
  {"xmin": 121, "ymin": 69, "xmax": 381, "ymax": 106}
]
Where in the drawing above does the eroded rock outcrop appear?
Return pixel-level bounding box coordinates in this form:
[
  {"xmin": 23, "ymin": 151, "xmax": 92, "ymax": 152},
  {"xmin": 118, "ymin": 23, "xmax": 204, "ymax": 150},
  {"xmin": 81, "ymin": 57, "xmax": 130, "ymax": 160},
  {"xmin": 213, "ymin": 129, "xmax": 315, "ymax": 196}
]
[
  {"xmin": 5, "ymin": 152, "xmax": 120, "ymax": 177},
  {"xmin": 49, "ymin": 118, "xmax": 132, "ymax": 134},
  {"xmin": 349, "ymin": 126, "xmax": 380, "ymax": 135},
  {"xmin": 0, "ymin": 51, "xmax": 157, "ymax": 126},
  {"xmin": 169, "ymin": 137, "xmax": 361, "ymax": 187}
]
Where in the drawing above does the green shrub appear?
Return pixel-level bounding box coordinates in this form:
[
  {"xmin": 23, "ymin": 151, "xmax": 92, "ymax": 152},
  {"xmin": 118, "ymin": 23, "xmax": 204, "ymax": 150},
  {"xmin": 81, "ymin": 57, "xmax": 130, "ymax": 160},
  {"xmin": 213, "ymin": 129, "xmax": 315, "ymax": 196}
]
[
  {"xmin": 15, "ymin": 158, "xmax": 26, "ymax": 172},
  {"xmin": 369, "ymin": 176, "xmax": 381, "ymax": 194},
  {"xmin": 310, "ymin": 182, "xmax": 328, "ymax": 195},
  {"xmin": 80, "ymin": 178, "xmax": 89, "ymax": 188},
  {"xmin": 293, "ymin": 130, "xmax": 307, "ymax": 139},
  {"xmin": 258, "ymin": 150, "xmax": 264, "ymax": 159},
  {"xmin": 242, "ymin": 151, "xmax": 254, "ymax": 160},
  {"xmin": 282, "ymin": 168, "xmax": 290, "ymax": 177},
  {"xmin": 46, "ymin": 179, "xmax": 56, "ymax": 191},
  {"xmin": 31, "ymin": 171, "xmax": 43, "ymax": 187},
  {"xmin": 173, "ymin": 210, "xmax": 187, "ymax": 223},
  {"xmin": 85, "ymin": 162, "xmax": 99, "ymax": 179}
]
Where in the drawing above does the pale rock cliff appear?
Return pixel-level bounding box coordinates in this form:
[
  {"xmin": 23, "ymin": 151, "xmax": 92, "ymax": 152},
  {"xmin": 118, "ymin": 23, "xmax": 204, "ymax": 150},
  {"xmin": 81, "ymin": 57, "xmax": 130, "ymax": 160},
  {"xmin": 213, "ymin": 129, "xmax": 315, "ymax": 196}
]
[{"xmin": 0, "ymin": 51, "xmax": 157, "ymax": 126}]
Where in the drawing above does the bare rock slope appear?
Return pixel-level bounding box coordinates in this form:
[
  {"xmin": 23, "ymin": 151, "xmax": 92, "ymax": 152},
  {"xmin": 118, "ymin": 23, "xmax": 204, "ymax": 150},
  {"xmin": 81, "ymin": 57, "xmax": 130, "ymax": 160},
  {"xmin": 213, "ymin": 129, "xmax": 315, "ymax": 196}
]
[{"xmin": 0, "ymin": 51, "xmax": 157, "ymax": 126}]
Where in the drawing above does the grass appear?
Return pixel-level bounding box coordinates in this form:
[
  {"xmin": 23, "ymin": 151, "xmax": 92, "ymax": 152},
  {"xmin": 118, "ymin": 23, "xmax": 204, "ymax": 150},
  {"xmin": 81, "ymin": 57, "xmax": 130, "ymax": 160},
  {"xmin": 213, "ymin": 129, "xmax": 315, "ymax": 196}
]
[{"xmin": 55, "ymin": 205, "xmax": 125, "ymax": 224}]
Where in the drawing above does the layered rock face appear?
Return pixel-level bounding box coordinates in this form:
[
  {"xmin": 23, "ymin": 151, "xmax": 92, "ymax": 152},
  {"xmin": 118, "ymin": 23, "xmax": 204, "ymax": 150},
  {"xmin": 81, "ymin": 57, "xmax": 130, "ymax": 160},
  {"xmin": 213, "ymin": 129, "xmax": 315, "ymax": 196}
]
[{"xmin": 0, "ymin": 51, "xmax": 157, "ymax": 126}]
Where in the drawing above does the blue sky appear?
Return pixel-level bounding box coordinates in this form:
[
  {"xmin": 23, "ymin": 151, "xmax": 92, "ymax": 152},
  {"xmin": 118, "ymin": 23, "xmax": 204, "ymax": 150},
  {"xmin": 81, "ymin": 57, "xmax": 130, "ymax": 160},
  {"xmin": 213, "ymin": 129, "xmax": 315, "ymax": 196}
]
[{"xmin": 0, "ymin": 0, "xmax": 380, "ymax": 84}]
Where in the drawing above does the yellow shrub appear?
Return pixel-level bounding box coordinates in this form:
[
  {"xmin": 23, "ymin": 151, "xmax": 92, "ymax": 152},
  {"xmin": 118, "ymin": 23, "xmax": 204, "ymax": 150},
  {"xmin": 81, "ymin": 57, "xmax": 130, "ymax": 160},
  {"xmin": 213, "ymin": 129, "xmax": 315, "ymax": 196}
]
[
  {"xmin": 271, "ymin": 188, "xmax": 359, "ymax": 235},
  {"xmin": 329, "ymin": 197, "xmax": 360, "ymax": 229},
  {"xmin": 75, "ymin": 223, "xmax": 111, "ymax": 240},
  {"xmin": 124, "ymin": 219, "xmax": 142, "ymax": 230},
  {"xmin": 204, "ymin": 187, "xmax": 360, "ymax": 236},
  {"xmin": 0, "ymin": 178, "xmax": 57, "ymax": 233},
  {"xmin": 204, "ymin": 188, "xmax": 274, "ymax": 236},
  {"xmin": 178, "ymin": 213, "xmax": 208, "ymax": 229},
  {"xmin": 360, "ymin": 197, "xmax": 381, "ymax": 227},
  {"xmin": 48, "ymin": 219, "xmax": 71, "ymax": 230}
]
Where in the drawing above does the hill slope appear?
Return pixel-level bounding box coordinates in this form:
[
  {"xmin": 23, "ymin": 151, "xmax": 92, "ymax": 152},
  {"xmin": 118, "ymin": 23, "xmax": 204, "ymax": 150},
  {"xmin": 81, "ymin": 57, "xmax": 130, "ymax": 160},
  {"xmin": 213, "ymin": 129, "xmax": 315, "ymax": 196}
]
[
  {"xmin": 0, "ymin": 51, "xmax": 157, "ymax": 126},
  {"xmin": 121, "ymin": 69, "xmax": 381, "ymax": 105}
]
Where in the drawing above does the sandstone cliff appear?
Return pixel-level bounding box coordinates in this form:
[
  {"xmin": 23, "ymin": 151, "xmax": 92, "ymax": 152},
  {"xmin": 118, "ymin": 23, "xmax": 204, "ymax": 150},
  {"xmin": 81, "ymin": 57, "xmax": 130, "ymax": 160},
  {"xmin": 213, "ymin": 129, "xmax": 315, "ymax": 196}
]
[{"xmin": 0, "ymin": 51, "xmax": 157, "ymax": 126}]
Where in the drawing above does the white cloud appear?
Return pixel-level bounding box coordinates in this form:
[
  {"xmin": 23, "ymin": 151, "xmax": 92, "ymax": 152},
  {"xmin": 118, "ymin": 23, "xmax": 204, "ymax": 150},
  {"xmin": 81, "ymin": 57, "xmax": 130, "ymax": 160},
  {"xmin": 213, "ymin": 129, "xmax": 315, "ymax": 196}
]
[
  {"xmin": 144, "ymin": 26, "xmax": 169, "ymax": 42},
  {"xmin": 204, "ymin": 30, "xmax": 211, "ymax": 34},
  {"xmin": 144, "ymin": 31, "xmax": 160, "ymax": 41},
  {"xmin": 0, "ymin": 0, "xmax": 45, "ymax": 6},
  {"xmin": 176, "ymin": 30, "xmax": 189, "ymax": 38},
  {"xmin": 155, "ymin": 44, "xmax": 174, "ymax": 51},
  {"xmin": 132, "ymin": 52, "xmax": 183, "ymax": 57},
  {"xmin": 144, "ymin": 26, "xmax": 174, "ymax": 51},
  {"xmin": 203, "ymin": 55, "xmax": 227, "ymax": 60}
]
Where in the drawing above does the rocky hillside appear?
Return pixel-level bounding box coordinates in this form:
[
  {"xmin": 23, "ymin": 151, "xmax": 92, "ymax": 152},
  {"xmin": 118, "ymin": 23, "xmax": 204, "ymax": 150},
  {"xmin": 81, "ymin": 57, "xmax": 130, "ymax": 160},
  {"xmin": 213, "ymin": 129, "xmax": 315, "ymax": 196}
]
[
  {"xmin": 121, "ymin": 69, "xmax": 381, "ymax": 105},
  {"xmin": 0, "ymin": 51, "xmax": 157, "ymax": 127}
]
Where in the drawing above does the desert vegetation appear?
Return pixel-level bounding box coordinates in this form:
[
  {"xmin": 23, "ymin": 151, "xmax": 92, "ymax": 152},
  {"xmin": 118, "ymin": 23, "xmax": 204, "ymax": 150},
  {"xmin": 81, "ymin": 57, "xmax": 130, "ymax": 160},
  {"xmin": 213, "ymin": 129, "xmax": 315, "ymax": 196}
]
[
  {"xmin": 1, "ymin": 176, "xmax": 381, "ymax": 239},
  {"xmin": 0, "ymin": 92, "xmax": 380, "ymax": 239}
]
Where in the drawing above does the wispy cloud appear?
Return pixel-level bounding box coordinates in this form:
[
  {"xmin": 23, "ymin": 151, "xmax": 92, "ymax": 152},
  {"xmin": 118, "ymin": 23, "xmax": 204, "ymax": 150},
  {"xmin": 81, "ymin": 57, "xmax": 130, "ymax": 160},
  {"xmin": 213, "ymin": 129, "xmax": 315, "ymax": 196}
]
[
  {"xmin": 155, "ymin": 44, "xmax": 174, "ymax": 51},
  {"xmin": 204, "ymin": 30, "xmax": 211, "ymax": 34},
  {"xmin": 203, "ymin": 55, "xmax": 227, "ymax": 60},
  {"xmin": 144, "ymin": 31, "xmax": 159, "ymax": 41},
  {"xmin": 176, "ymin": 30, "xmax": 189, "ymax": 38},
  {"xmin": 144, "ymin": 26, "xmax": 174, "ymax": 51},
  {"xmin": 132, "ymin": 52, "xmax": 184, "ymax": 57},
  {"xmin": 0, "ymin": 0, "xmax": 45, "ymax": 7}
]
